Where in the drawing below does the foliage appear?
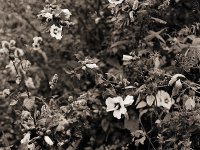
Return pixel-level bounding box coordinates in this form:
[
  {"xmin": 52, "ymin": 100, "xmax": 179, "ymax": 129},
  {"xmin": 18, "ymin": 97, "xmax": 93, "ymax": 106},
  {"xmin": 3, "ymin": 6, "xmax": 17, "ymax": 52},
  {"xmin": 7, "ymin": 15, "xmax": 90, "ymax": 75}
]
[{"xmin": 1, "ymin": 0, "xmax": 200, "ymax": 149}]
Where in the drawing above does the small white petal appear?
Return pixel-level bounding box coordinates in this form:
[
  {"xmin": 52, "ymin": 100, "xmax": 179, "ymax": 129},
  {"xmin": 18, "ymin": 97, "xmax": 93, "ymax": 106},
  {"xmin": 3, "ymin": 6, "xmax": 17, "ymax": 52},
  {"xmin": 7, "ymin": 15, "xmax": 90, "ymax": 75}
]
[
  {"xmin": 62, "ymin": 9, "xmax": 72, "ymax": 20},
  {"xmin": 44, "ymin": 12, "xmax": 53, "ymax": 19},
  {"xmin": 44, "ymin": 136, "xmax": 54, "ymax": 146},
  {"xmin": 105, "ymin": 97, "xmax": 116, "ymax": 112},
  {"xmin": 120, "ymin": 106, "xmax": 127, "ymax": 115},
  {"xmin": 123, "ymin": 55, "xmax": 133, "ymax": 61},
  {"xmin": 85, "ymin": 63, "xmax": 98, "ymax": 69},
  {"xmin": 113, "ymin": 109, "xmax": 122, "ymax": 119},
  {"xmin": 108, "ymin": 0, "xmax": 124, "ymax": 5}
]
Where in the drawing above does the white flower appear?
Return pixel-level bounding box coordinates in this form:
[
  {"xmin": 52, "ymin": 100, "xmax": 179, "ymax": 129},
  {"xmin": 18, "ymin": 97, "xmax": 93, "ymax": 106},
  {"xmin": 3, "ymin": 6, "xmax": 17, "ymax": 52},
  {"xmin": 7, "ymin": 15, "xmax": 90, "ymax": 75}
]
[
  {"xmin": 0, "ymin": 48, "xmax": 9, "ymax": 56},
  {"xmin": 155, "ymin": 90, "xmax": 174, "ymax": 110},
  {"xmin": 44, "ymin": 136, "xmax": 54, "ymax": 146},
  {"xmin": 33, "ymin": 36, "xmax": 43, "ymax": 43},
  {"xmin": 85, "ymin": 63, "xmax": 98, "ymax": 69},
  {"xmin": 44, "ymin": 12, "xmax": 53, "ymax": 19},
  {"xmin": 61, "ymin": 9, "xmax": 72, "ymax": 20},
  {"xmin": 123, "ymin": 55, "xmax": 133, "ymax": 61},
  {"xmin": 27, "ymin": 143, "xmax": 35, "ymax": 150},
  {"xmin": 106, "ymin": 95, "xmax": 134, "ymax": 119},
  {"xmin": 50, "ymin": 25, "xmax": 63, "ymax": 40},
  {"xmin": 38, "ymin": 12, "xmax": 53, "ymax": 21},
  {"xmin": 108, "ymin": 0, "xmax": 124, "ymax": 5},
  {"xmin": 2, "ymin": 89, "xmax": 10, "ymax": 97},
  {"xmin": 32, "ymin": 42, "xmax": 40, "ymax": 51}
]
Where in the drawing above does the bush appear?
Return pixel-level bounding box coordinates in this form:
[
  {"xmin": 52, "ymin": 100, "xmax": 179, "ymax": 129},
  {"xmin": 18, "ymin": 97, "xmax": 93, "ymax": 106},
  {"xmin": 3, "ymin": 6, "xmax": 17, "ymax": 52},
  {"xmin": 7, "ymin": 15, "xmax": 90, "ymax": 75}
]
[{"xmin": 1, "ymin": 0, "xmax": 200, "ymax": 149}]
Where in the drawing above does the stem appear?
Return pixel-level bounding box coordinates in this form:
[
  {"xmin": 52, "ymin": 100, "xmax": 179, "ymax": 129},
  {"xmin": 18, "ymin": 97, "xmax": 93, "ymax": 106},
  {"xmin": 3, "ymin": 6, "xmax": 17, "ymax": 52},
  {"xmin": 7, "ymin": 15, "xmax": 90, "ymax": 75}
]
[{"xmin": 139, "ymin": 118, "xmax": 157, "ymax": 150}]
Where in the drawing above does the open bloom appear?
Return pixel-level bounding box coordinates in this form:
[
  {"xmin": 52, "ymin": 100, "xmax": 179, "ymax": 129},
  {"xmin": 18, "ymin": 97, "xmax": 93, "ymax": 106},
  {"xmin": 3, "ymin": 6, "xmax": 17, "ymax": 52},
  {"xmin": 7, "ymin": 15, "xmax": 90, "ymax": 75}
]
[
  {"xmin": 155, "ymin": 90, "xmax": 174, "ymax": 110},
  {"xmin": 50, "ymin": 24, "xmax": 63, "ymax": 40},
  {"xmin": 2, "ymin": 89, "xmax": 10, "ymax": 97},
  {"xmin": 106, "ymin": 95, "xmax": 134, "ymax": 119},
  {"xmin": 61, "ymin": 9, "xmax": 72, "ymax": 20},
  {"xmin": 108, "ymin": 0, "xmax": 124, "ymax": 5}
]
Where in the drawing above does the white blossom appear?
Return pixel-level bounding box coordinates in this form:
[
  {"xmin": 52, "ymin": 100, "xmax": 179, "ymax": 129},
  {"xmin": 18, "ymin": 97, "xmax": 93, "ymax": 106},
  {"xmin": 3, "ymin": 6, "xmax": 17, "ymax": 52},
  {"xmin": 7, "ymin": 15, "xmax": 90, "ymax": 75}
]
[
  {"xmin": 50, "ymin": 25, "xmax": 63, "ymax": 40},
  {"xmin": 44, "ymin": 136, "xmax": 54, "ymax": 146},
  {"xmin": 155, "ymin": 90, "xmax": 174, "ymax": 110},
  {"xmin": 106, "ymin": 95, "xmax": 134, "ymax": 119},
  {"xmin": 61, "ymin": 9, "xmax": 72, "ymax": 20},
  {"xmin": 108, "ymin": 0, "xmax": 124, "ymax": 5},
  {"xmin": 85, "ymin": 63, "xmax": 98, "ymax": 69}
]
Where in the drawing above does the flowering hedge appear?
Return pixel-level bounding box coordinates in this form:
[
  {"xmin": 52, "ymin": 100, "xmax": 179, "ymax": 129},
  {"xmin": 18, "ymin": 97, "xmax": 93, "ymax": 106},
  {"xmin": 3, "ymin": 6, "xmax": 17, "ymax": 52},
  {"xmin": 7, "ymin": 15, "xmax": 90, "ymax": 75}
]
[{"xmin": 1, "ymin": 0, "xmax": 200, "ymax": 149}]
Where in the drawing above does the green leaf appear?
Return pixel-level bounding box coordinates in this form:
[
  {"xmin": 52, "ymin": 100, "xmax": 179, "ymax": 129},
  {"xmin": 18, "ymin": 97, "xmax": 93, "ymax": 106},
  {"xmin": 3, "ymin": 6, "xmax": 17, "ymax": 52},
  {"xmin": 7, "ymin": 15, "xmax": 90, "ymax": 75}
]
[
  {"xmin": 101, "ymin": 118, "xmax": 110, "ymax": 132},
  {"xmin": 124, "ymin": 117, "xmax": 139, "ymax": 133}
]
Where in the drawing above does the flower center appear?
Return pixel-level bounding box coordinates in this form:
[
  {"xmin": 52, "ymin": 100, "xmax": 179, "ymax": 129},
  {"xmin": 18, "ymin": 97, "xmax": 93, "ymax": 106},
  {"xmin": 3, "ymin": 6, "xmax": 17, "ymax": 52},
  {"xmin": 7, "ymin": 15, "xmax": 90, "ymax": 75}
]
[
  {"xmin": 164, "ymin": 98, "xmax": 169, "ymax": 103},
  {"xmin": 114, "ymin": 103, "xmax": 120, "ymax": 110},
  {"xmin": 53, "ymin": 28, "xmax": 58, "ymax": 34}
]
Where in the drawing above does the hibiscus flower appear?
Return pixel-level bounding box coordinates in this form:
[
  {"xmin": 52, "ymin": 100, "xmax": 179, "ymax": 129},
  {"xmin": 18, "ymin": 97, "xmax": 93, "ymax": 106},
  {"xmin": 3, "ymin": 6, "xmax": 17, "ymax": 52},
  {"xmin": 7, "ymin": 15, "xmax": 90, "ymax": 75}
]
[
  {"xmin": 106, "ymin": 95, "xmax": 134, "ymax": 119},
  {"xmin": 155, "ymin": 90, "xmax": 174, "ymax": 110},
  {"xmin": 50, "ymin": 24, "xmax": 63, "ymax": 40}
]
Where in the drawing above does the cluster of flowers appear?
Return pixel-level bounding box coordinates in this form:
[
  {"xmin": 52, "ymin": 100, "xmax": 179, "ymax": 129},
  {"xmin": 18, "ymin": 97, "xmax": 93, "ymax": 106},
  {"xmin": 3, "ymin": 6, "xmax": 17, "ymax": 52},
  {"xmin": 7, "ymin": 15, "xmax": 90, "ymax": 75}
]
[
  {"xmin": 20, "ymin": 94, "xmax": 91, "ymax": 148},
  {"xmin": 105, "ymin": 73, "xmax": 187, "ymax": 119},
  {"xmin": 0, "ymin": 40, "xmax": 35, "ymax": 88},
  {"xmin": 37, "ymin": 4, "xmax": 73, "ymax": 40},
  {"xmin": 106, "ymin": 90, "xmax": 175, "ymax": 119}
]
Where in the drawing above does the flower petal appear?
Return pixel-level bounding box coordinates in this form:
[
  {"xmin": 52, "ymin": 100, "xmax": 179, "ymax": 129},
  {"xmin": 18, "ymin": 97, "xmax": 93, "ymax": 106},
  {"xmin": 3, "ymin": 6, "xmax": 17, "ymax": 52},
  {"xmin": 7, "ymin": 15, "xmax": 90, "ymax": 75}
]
[
  {"xmin": 120, "ymin": 106, "xmax": 127, "ymax": 115},
  {"xmin": 113, "ymin": 109, "xmax": 122, "ymax": 119},
  {"xmin": 44, "ymin": 136, "xmax": 54, "ymax": 146},
  {"xmin": 106, "ymin": 97, "xmax": 116, "ymax": 112},
  {"xmin": 85, "ymin": 63, "xmax": 98, "ymax": 69},
  {"xmin": 108, "ymin": 0, "xmax": 124, "ymax": 5}
]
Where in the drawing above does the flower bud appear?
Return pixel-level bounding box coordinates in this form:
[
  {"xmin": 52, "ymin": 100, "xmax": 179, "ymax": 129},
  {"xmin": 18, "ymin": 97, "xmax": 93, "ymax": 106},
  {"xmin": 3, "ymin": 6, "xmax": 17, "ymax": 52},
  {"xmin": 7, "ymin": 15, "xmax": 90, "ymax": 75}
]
[{"xmin": 174, "ymin": 79, "xmax": 182, "ymax": 89}]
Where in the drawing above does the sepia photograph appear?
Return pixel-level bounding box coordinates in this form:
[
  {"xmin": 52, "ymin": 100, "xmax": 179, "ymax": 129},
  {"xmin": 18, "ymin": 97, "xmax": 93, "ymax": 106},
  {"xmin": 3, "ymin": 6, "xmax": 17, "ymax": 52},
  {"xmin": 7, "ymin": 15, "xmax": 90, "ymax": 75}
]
[{"xmin": 0, "ymin": 0, "xmax": 200, "ymax": 149}]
